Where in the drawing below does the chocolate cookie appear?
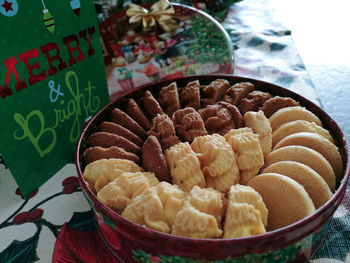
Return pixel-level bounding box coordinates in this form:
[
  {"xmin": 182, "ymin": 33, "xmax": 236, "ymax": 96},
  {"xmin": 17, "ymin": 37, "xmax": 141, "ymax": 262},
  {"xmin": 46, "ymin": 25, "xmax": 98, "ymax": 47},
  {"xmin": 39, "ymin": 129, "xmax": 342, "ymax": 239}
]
[
  {"xmin": 238, "ymin": 91, "xmax": 272, "ymax": 115},
  {"xmin": 143, "ymin": 90, "xmax": 164, "ymax": 120},
  {"xmin": 180, "ymin": 80, "xmax": 201, "ymax": 110},
  {"xmin": 201, "ymin": 79, "xmax": 231, "ymax": 106},
  {"xmin": 88, "ymin": 132, "xmax": 141, "ymax": 155},
  {"xmin": 147, "ymin": 114, "xmax": 180, "ymax": 151},
  {"xmin": 127, "ymin": 98, "xmax": 151, "ymax": 130},
  {"xmin": 100, "ymin": 121, "xmax": 144, "ymax": 146},
  {"xmin": 224, "ymin": 82, "xmax": 254, "ymax": 105},
  {"xmin": 83, "ymin": 146, "xmax": 140, "ymax": 165},
  {"xmin": 158, "ymin": 82, "xmax": 180, "ymax": 116},
  {"xmin": 172, "ymin": 107, "xmax": 207, "ymax": 142},
  {"xmin": 259, "ymin": 96, "xmax": 300, "ymax": 118},
  {"xmin": 142, "ymin": 135, "xmax": 171, "ymax": 183},
  {"xmin": 111, "ymin": 108, "xmax": 147, "ymax": 139}
]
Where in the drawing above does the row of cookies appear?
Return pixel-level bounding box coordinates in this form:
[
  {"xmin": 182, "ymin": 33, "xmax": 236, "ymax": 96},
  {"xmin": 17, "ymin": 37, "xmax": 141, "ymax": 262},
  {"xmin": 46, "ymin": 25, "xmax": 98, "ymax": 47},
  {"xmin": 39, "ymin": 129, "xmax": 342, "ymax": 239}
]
[
  {"xmin": 82, "ymin": 80, "xmax": 300, "ymax": 174},
  {"xmin": 248, "ymin": 106, "xmax": 342, "ymax": 231},
  {"xmin": 83, "ymin": 157, "xmax": 268, "ymax": 239}
]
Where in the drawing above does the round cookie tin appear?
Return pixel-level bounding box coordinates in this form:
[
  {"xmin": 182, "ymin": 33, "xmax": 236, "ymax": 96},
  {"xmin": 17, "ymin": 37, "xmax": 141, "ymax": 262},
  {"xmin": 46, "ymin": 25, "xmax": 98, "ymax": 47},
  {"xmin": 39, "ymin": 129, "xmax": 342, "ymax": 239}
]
[{"xmin": 76, "ymin": 75, "xmax": 349, "ymax": 263}]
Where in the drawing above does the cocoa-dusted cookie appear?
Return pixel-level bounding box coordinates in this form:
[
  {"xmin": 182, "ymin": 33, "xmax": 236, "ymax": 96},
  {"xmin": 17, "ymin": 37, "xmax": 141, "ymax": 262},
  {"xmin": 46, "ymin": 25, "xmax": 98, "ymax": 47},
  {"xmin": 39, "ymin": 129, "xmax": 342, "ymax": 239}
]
[
  {"xmin": 88, "ymin": 132, "xmax": 141, "ymax": 155},
  {"xmin": 259, "ymin": 96, "xmax": 300, "ymax": 118},
  {"xmin": 199, "ymin": 103, "xmax": 243, "ymax": 135},
  {"xmin": 238, "ymin": 91, "xmax": 272, "ymax": 115},
  {"xmin": 218, "ymin": 101, "xmax": 244, "ymax": 128},
  {"xmin": 100, "ymin": 121, "xmax": 144, "ymax": 146},
  {"xmin": 201, "ymin": 79, "xmax": 231, "ymax": 106},
  {"xmin": 143, "ymin": 90, "xmax": 164, "ymax": 120},
  {"xmin": 180, "ymin": 80, "xmax": 201, "ymax": 110},
  {"xmin": 142, "ymin": 135, "xmax": 171, "ymax": 183},
  {"xmin": 224, "ymin": 82, "xmax": 255, "ymax": 105},
  {"xmin": 158, "ymin": 82, "xmax": 180, "ymax": 116},
  {"xmin": 147, "ymin": 114, "xmax": 180, "ymax": 151},
  {"xmin": 111, "ymin": 108, "xmax": 147, "ymax": 139},
  {"xmin": 127, "ymin": 98, "xmax": 151, "ymax": 130},
  {"xmin": 83, "ymin": 146, "xmax": 140, "ymax": 165},
  {"xmin": 172, "ymin": 107, "xmax": 207, "ymax": 142}
]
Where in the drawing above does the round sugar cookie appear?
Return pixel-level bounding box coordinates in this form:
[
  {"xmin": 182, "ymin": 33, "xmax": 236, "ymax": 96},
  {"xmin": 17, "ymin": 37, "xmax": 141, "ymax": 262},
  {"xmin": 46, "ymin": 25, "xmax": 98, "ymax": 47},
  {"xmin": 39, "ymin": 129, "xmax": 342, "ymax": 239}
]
[
  {"xmin": 264, "ymin": 145, "xmax": 336, "ymax": 192},
  {"xmin": 269, "ymin": 106, "xmax": 322, "ymax": 132},
  {"xmin": 271, "ymin": 120, "xmax": 334, "ymax": 147},
  {"xmin": 247, "ymin": 173, "xmax": 315, "ymax": 231},
  {"xmin": 262, "ymin": 161, "xmax": 332, "ymax": 208},
  {"xmin": 273, "ymin": 132, "xmax": 343, "ymax": 182}
]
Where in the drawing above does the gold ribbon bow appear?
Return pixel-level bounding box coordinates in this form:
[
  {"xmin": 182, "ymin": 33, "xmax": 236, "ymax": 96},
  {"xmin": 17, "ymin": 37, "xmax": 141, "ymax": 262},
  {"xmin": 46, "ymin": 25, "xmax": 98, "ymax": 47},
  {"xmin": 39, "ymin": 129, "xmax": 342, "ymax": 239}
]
[{"xmin": 126, "ymin": 0, "xmax": 179, "ymax": 33}]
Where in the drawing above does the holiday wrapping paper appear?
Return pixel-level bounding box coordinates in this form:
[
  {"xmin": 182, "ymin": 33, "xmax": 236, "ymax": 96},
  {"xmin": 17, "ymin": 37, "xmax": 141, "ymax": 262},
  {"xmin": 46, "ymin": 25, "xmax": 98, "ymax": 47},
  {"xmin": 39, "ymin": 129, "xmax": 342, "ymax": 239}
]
[{"xmin": 0, "ymin": 0, "xmax": 109, "ymax": 197}]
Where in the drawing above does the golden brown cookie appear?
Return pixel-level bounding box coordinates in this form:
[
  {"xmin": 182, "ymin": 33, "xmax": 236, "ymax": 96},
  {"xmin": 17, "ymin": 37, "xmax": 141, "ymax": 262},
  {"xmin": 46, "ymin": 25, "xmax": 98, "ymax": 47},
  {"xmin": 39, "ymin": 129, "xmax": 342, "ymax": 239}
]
[
  {"xmin": 127, "ymin": 98, "xmax": 151, "ymax": 130},
  {"xmin": 201, "ymin": 79, "xmax": 231, "ymax": 106},
  {"xmin": 100, "ymin": 121, "xmax": 144, "ymax": 146},
  {"xmin": 273, "ymin": 132, "xmax": 343, "ymax": 181},
  {"xmin": 143, "ymin": 90, "xmax": 164, "ymax": 120},
  {"xmin": 271, "ymin": 120, "xmax": 334, "ymax": 147},
  {"xmin": 147, "ymin": 114, "xmax": 180, "ymax": 151},
  {"xmin": 83, "ymin": 146, "xmax": 140, "ymax": 165},
  {"xmin": 158, "ymin": 82, "xmax": 181, "ymax": 116},
  {"xmin": 88, "ymin": 132, "xmax": 141, "ymax": 155},
  {"xmin": 142, "ymin": 135, "xmax": 171, "ymax": 183},
  {"xmin": 223, "ymin": 82, "xmax": 254, "ymax": 106},
  {"xmin": 269, "ymin": 106, "xmax": 322, "ymax": 132},
  {"xmin": 264, "ymin": 145, "xmax": 336, "ymax": 191},
  {"xmin": 172, "ymin": 107, "xmax": 207, "ymax": 142},
  {"xmin": 262, "ymin": 161, "xmax": 332, "ymax": 208},
  {"xmin": 259, "ymin": 96, "xmax": 300, "ymax": 118},
  {"xmin": 180, "ymin": 80, "xmax": 201, "ymax": 110},
  {"xmin": 247, "ymin": 173, "xmax": 315, "ymax": 231},
  {"xmin": 111, "ymin": 108, "xmax": 147, "ymax": 139}
]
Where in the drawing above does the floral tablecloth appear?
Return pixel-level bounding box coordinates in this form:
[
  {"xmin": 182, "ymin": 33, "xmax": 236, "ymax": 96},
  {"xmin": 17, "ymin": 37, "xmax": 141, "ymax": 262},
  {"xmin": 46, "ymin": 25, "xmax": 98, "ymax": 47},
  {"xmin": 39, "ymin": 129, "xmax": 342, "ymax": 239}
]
[{"xmin": 1, "ymin": 0, "xmax": 349, "ymax": 262}]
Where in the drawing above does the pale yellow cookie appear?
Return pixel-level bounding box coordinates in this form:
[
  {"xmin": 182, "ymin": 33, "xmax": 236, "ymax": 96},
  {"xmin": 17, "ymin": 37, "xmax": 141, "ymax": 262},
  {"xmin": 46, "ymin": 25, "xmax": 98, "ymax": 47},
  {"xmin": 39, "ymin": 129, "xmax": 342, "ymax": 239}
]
[
  {"xmin": 223, "ymin": 202, "xmax": 265, "ymax": 238},
  {"xmin": 262, "ymin": 161, "xmax": 332, "ymax": 208},
  {"xmin": 264, "ymin": 145, "xmax": 336, "ymax": 192},
  {"xmin": 83, "ymin": 158, "xmax": 142, "ymax": 193},
  {"xmin": 191, "ymin": 134, "xmax": 239, "ymax": 192},
  {"xmin": 269, "ymin": 106, "xmax": 322, "ymax": 131},
  {"xmin": 247, "ymin": 173, "xmax": 315, "ymax": 231},
  {"xmin": 271, "ymin": 120, "xmax": 334, "ymax": 147},
  {"xmin": 97, "ymin": 171, "xmax": 151, "ymax": 213},
  {"xmin": 187, "ymin": 186, "xmax": 225, "ymax": 224},
  {"xmin": 172, "ymin": 202, "xmax": 223, "ymax": 238},
  {"xmin": 165, "ymin": 142, "xmax": 205, "ymax": 192},
  {"xmin": 225, "ymin": 128, "xmax": 264, "ymax": 184},
  {"xmin": 244, "ymin": 110, "xmax": 272, "ymax": 157},
  {"xmin": 273, "ymin": 132, "xmax": 343, "ymax": 182},
  {"xmin": 122, "ymin": 182, "xmax": 187, "ymax": 233},
  {"xmin": 228, "ymin": 184, "xmax": 268, "ymax": 227}
]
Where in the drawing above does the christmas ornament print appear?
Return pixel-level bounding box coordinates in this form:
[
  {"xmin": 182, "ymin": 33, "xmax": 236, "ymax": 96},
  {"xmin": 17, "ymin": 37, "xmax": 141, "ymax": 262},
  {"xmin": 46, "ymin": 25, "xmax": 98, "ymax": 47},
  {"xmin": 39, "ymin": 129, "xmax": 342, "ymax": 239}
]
[
  {"xmin": 70, "ymin": 0, "xmax": 80, "ymax": 16},
  {"xmin": 0, "ymin": 0, "xmax": 19, "ymax": 17},
  {"xmin": 43, "ymin": 8, "xmax": 55, "ymax": 33},
  {"xmin": 41, "ymin": 0, "xmax": 55, "ymax": 33}
]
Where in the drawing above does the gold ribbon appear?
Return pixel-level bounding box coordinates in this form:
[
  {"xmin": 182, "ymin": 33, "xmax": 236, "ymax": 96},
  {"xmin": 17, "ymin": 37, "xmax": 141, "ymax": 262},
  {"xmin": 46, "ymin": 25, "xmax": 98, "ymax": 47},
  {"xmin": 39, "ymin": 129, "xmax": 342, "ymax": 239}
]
[{"xmin": 126, "ymin": 0, "xmax": 179, "ymax": 33}]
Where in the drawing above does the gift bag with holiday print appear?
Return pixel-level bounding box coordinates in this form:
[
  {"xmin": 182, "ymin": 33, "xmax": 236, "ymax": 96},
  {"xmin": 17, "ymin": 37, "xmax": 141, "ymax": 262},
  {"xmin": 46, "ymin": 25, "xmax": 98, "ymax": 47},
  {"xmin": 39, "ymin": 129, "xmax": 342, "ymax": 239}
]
[{"xmin": 0, "ymin": 0, "xmax": 110, "ymax": 197}]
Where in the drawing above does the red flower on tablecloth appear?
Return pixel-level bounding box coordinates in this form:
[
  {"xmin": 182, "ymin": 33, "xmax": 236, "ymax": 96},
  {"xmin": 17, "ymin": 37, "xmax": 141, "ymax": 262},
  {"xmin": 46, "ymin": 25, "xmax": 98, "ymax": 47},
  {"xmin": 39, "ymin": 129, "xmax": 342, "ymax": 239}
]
[
  {"xmin": 15, "ymin": 188, "xmax": 38, "ymax": 199},
  {"xmin": 12, "ymin": 209, "xmax": 44, "ymax": 225},
  {"xmin": 62, "ymin": 176, "xmax": 80, "ymax": 194}
]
